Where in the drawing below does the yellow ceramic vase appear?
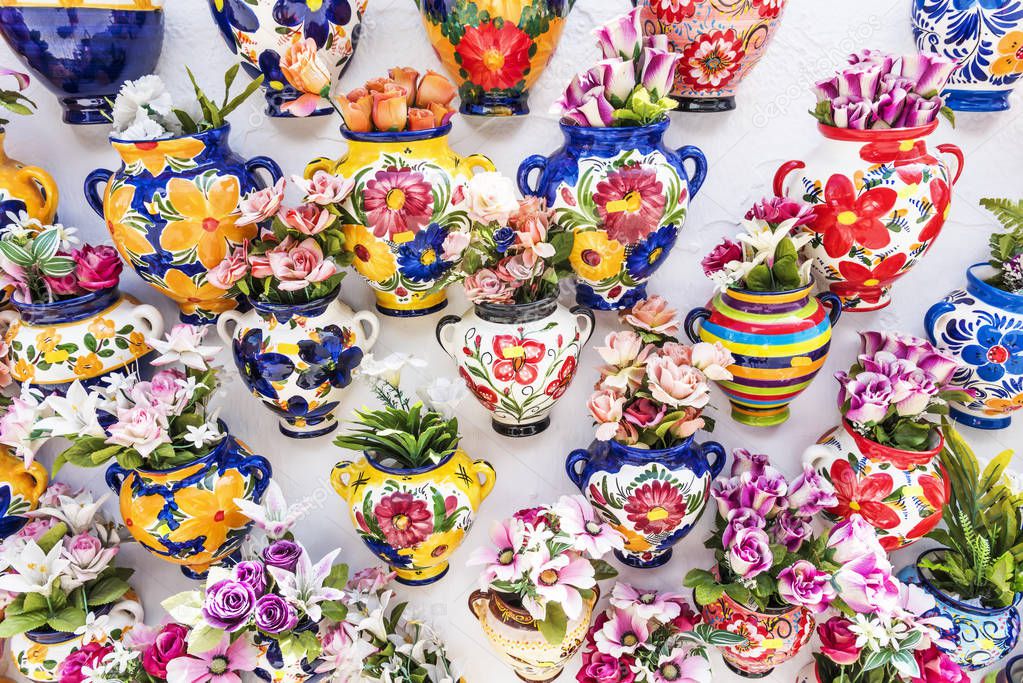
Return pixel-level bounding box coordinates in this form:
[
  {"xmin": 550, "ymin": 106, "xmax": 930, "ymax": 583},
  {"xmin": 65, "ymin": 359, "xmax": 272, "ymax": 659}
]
[
  {"xmin": 0, "ymin": 132, "xmax": 58, "ymax": 229},
  {"xmin": 306, "ymin": 124, "xmax": 494, "ymax": 318},
  {"xmin": 0, "ymin": 445, "xmax": 47, "ymax": 539},
  {"xmin": 331, "ymin": 448, "xmax": 495, "ymax": 585}
]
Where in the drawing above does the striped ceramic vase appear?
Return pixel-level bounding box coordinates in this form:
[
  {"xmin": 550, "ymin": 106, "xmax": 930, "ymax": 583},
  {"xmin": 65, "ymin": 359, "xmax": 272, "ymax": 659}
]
[{"xmin": 685, "ymin": 284, "xmax": 842, "ymax": 427}]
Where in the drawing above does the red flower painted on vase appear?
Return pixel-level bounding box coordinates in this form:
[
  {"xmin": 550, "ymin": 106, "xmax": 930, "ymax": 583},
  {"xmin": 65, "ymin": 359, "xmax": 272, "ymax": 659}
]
[
  {"xmin": 827, "ymin": 458, "xmax": 901, "ymax": 530},
  {"xmin": 718, "ymin": 611, "xmax": 771, "ymax": 660},
  {"xmin": 623, "ymin": 480, "xmax": 687, "ymax": 535},
  {"xmin": 901, "ymin": 473, "xmax": 949, "ymax": 544},
  {"xmin": 374, "ymin": 492, "xmax": 434, "ymax": 549},
  {"xmin": 594, "ymin": 165, "xmax": 666, "ymax": 245},
  {"xmin": 649, "ymin": 0, "xmax": 703, "ymax": 21},
  {"xmin": 363, "ymin": 167, "xmax": 435, "ymax": 240},
  {"xmin": 455, "ymin": 21, "xmax": 532, "ymax": 91},
  {"xmin": 545, "ymin": 356, "xmax": 577, "ymax": 399},
  {"xmin": 680, "ymin": 29, "xmax": 746, "ymax": 91},
  {"xmin": 460, "ymin": 367, "xmax": 498, "ymax": 410},
  {"xmin": 858, "ymin": 139, "xmax": 938, "ymax": 185},
  {"xmin": 918, "ymin": 178, "xmax": 951, "ymax": 243},
  {"xmin": 835, "ymin": 253, "xmax": 908, "ymax": 304},
  {"xmin": 492, "ymin": 335, "xmax": 546, "ymax": 385},
  {"xmin": 810, "ymin": 174, "xmax": 899, "ymax": 258},
  {"xmin": 753, "ymin": 0, "xmax": 784, "ymax": 19}
]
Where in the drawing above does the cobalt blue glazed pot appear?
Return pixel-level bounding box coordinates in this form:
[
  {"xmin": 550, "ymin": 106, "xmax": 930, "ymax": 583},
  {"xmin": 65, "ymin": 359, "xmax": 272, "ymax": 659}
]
[
  {"xmin": 518, "ymin": 119, "xmax": 707, "ymax": 310},
  {"xmin": 566, "ymin": 436, "xmax": 725, "ymax": 568},
  {"xmin": 0, "ymin": 1, "xmax": 165, "ymax": 125},
  {"xmin": 899, "ymin": 549, "xmax": 1022, "ymax": 671}
]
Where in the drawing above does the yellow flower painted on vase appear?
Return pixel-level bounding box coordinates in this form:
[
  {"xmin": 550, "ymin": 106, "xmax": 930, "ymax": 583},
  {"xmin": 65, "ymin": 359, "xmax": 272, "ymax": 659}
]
[
  {"xmin": 113, "ymin": 138, "xmax": 206, "ymax": 177},
  {"xmin": 43, "ymin": 349, "xmax": 69, "ymax": 364},
  {"xmin": 344, "ymin": 223, "xmax": 397, "ymax": 282},
  {"xmin": 993, "ymin": 31, "xmax": 1023, "ymax": 76},
  {"xmin": 25, "ymin": 643, "xmax": 46, "ymax": 664},
  {"xmin": 162, "ymin": 270, "xmax": 237, "ymax": 316},
  {"xmin": 985, "ymin": 393, "xmax": 1023, "ymax": 415},
  {"xmin": 122, "ymin": 492, "xmax": 168, "ymax": 546},
  {"xmin": 168, "ymin": 469, "xmax": 249, "ymax": 555},
  {"xmin": 159, "ymin": 176, "xmax": 253, "ymax": 268},
  {"xmin": 35, "ymin": 328, "xmax": 60, "ymax": 353},
  {"xmin": 14, "ymin": 357, "xmax": 33, "ymax": 382},
  {"xmin": 88, "ymin": 317, "xmax": 116, "ymax": 340},
  {"xmin": 73, "ymin": 353, "xmax": 103, "ymax": 378},
  {"xmin": 408, "ymin": 528, "xmax": 464, "ymax": 569},
  {"xmin": 619, "ymin": 525, "xmax": 651, "ymax": 553},
  {"xmin": 106, "ymin": 185, "xmax": 155, "ymax": 258},
  {"xmin": 570, "ymin": 230, "xmax": 625, "ymax": 282},
  {"xmin": 128, "ymin": 331, "xmax": 148, "ymax": 356}
]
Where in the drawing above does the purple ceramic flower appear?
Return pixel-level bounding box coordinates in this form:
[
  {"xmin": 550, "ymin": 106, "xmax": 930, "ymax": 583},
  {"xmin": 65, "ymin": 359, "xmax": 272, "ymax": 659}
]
[
  {"xmin": 640, "ymin": 48, "xmax": 681, "ymax": 99},
  {"xmin": 771, "ymin": 509, "xmax": 813, "ymax": 553},
  {"xmin": 730, "ymin": 449, "xmax": 770, "ymax": 478},
  {"xmin": 900, "ymin": 53, "xmax": 957, "ymax": 96},
  {"xmin": 838, "ymin": 62, "xmax": 882, "ymax": 101},
  {"xmin": 262, "ymin": 540, "xmax": 304, "ymax": 572},
  {"xmin": 254, "ymin": 593, "xmax": 299, "ymax": 634},
  {"xmin": 786, "ymin": 466, "xmax": 838, "ymax": 516},
  {"xmin": 738, "ymin": 467, "xmax": 788, "ymax": 517},
  {"xmin": 831, "ymin": 96, "xmax": 873, "ymax": 129},
  {"xmin": 859, "ymin": 331, "xmax": 958, "ymax": 385},
  {"xmin": 778, "ymin": 560, "xmax": 835, "ymax": 614},
  {"xmin": 834, "ymin": 552, "xmax": 899, "ymax": 615},
  {"xmin": 745, "ymin": 197, "xmax": 815, "ymax": 229},
  {"xmin": 233, "ymin": 561, "xmax": 268, "ymax": 597},
  {"xmin": 836, "ymin": 370, "xmax": 893, "ymax": 425},
  {"xmin": 727, "ymin": 527, "xmax": 773, "ymax": 581},
  {"xmin": 594, "ymin": 7, "xmax": 643, "ymax": 61},
  {"xmin": 711, "ymin": 476, "xmax": 742, "ymax": 518},
  {"xmin": 827, "ymin": 514, "xmax": 886, "ymax": 565},
  {"xmin": 202, "ymin": 580, "xmax": 257, "ymax": 632},
  {"xmin": 722, "ymin": 509, "xmax": 766, "ymax": 549}
]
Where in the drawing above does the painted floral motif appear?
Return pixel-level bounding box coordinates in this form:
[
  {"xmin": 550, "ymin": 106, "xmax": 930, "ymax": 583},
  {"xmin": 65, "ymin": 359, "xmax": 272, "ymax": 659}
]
[
  {"xmin": 396, "ymin": 224, "xmax": 453, "ymax": 282},
  {"xmin": 272, "ymin": 0, "xmax": 354, "ymax": 47},
  {"xmin": 545, "ymin": 355, "xmax": 576, "ymax": 399},
  {"xmin": 701, "ymin": 592, "xmax": 813, "ymax": 676},
  {"xmin": 0, "ymin": 483, "xmax": 30, "ymax": 539},
  {"xmin": 835, "ymin": 253, "xmax": 908, "ymax": 305},
  {"xmin": 374, "ymin": 492, "xmax": 435, "ymax": 549},
  {"xmin": 649, "ymin": 0, "xmax": 703, "ymax": 22},
  {"xmin": 492, "ymin": 335, "xmax": 546, "ymax": 385},
  {"xmin": 623, "ymin": 479, "xmax": 688, "ymax": 534},
  {"xmin": 594, "ymin": 165, "xmax": 666, "ymax": 245},
  {"xmin": 681, "ymin": 29, "xmax": 746, "ymax": 90},
  {"xmin": 364, "ymin": 167, "xmax": 436, "ymax": 240},
  {"xmin": 809, "ymin": 174, "xmax": 898, "ymax": 258},
  {"xmin": 455, "ymin": 21, "xmax": 533, "ymax": 91},
  {"xmin": 343, "ymin": 224, "xmax": 398, "ymax": 282}
]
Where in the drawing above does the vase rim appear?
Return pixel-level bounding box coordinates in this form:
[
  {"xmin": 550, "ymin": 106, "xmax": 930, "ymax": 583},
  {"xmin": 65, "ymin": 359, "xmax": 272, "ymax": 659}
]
[
  {"xmin": 724, "ymin": 281, "xmax": 815, "ymax": 297},
  {"xmin": 966, "ymin": 262, "xmax": 1023, "ymax": 307},
  {"xmin": 340, "ymin": 123, "xmax": 452, "ymax": 143},
  {"xmin": 364, "ymin": 448, "xmax": 457, "ymax": 475},
  {"xmin": 558, "ymin": 118, "xmax": 669, "ymax": 137},
  {"xmin": 128, "ymin": 421, "xmax": 230, "ymax": 474},
  {"xmin": 110, "ymin": 123, "xmax": 228, "ymax": 146},
  {"xmin": 11, "ymin": 285, "xmax": 117, "ymax": 313},
  {"xmin": 816, "ymin": 120, "xmax": 939, "ymax": 142},
  {"xmin": 474, "ymin": 295, "xmax": 558, "ymax": 322},
  {"xmin": 700, "ymin": 584, "xmax": 806, "ymax": 618},
  {"xmin": 608, "ymin": 435, "xmax": 696, "ymax": 458},
  {"xmin": 249, "ymin": 289, "xmax": 339, "ymax": 315},
  {"xmin": 912, "ymin": 548, "xmax": 1023, "ymax": 615},
  {"xmin": 841, "ymin": 418, "xmax": 943, "ymax": 461}
]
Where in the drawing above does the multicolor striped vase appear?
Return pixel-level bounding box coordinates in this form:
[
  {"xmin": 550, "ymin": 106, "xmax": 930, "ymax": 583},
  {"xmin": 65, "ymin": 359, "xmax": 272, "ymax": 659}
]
[{"xmin": 684, "ymin": 283, "xmax": 841, "ymax": 427}]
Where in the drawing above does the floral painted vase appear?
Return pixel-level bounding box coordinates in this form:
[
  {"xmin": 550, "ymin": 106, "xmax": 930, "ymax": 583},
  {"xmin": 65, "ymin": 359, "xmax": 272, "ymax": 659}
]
[
  {"xmin": 632, "ymin": 0, "xmax": 788, "ymax": 112},
  {"xmin": 925, "ymin": 263, "xmax": 1023, "ymax": 430},
  {"xmin": 803, "ymin": 421, "xmax": 949, "ymax": 551},
  {"xmin": 436, "ymin": 297, "xmax": 593, "ymax": 437},
  {"xmin": 105, "ymin": 429, "xmax": 272, "ymax": 578},
  {"xmin": 306, "ymin": 124, "xmax": 494, "ymax": 317},
  {"xmin": 685, "ymin": 284, "xmax": 842, "ymax": 427},
  {"xmin": 700, "ymin": 591, "xmax": 814, "ymax": 678},
  {"xmin": 7, "ymin": 596, "xmax": 143, "ymax": 682},
  {"xmin": 468, "ymin": 588, "xmax": 597, "ymax": 682},
  {"xmin": 0, "ymin": 1, "xmax": 164, "ymax": 125},
  {"xmin": 0, "ymin": 446, "xmax": 47, "ymax": 540},
  {"xmin": 0, "ymin": 132, "xmax": 58, "ymax": 230},
  {"xmin": 0, "ymin": 288, "xmax": 163, "ymax": 395},
  {"xmin": 330, "ymin": 448, "xmax": 495, "ymax": 586},
  {"xmin": 518, "ymin": 120, "xmax": 707, "ymax": 310},
  {"xmin": 84, "ymin": 124, "xmax": 284, "ymax": 324},
  {"xmin": 566, "ymin": 436, "xmax": 725, "ymax": 569},
  {"xmin": 207, "ymin": 0, "xmax": 365, "ymax": 117},
  {"xmin": 217, "ymin": 290, "xmax": 380, "ymax": 439},
  {"xmin": 913, "ymin": 0, "xmax": 1023, "ymax": 112},
  {"xmin": 253, "ymin": 625, "xmax": 320, "ymax": 683},
  {"xmin": 414, "ymin": 0, "xmax": 575, "ymax": 116},
  {"xmin": 899, "ymin": 550, "xmax": 1021, "ymax": 671},
  {"xmin": 774, "ymin": 121, "xmax": 964, "ymax": 312}
]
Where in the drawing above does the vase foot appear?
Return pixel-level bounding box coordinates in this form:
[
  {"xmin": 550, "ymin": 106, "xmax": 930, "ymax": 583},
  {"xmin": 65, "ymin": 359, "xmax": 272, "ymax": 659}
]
[
  {"xmin": 394, "ymin": 562, "xmax": 449, "ymax": 586},
  {"xmin": 724, "ymin": 661, "xmax": 772, "ymax": 679},
  {"xmin": 950, "ymin": 407, "xmax": 1011, "ymax": 430},
  {"xmin": 60, "ymin": 96, "xmax": 113, "ymax": 125},
  {"xmin": 461, "ymin": 93, "xmax": 530, "ymax": 117},
  {"xmin": 279, "ymin": 418, "xmax": 338, "ymax": 439},
  {"xmin": 943, "ymin": 88, "xmax": 1011, "ymax": 112},
  {"xmin": 615, "ymin": 548, "xmax": 672, "ymax": 569},
  {"xmin": 674, "ymin": 95, "xmax": 735, "ymax": 113},
  {"xmin": 376, "ymin": 299, "xmax": 448, "ymax": 318},
  {"xmin": 730, "ymin": 404, "xmax": 790, "ymax": 427},
  {"xmin": 492, "ymin": 417, "xmax": 550, "ymax": 438}
]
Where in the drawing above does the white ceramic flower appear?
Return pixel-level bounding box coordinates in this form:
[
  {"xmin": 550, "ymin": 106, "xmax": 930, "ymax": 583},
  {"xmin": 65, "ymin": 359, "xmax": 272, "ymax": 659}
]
[
  {"xmin": 148, "ymin": 324, "xmax": 220, "ymax": 371},
  {"xmin": 36, "ymin": 381, "xmax": 106, "ymax": 439},
  {"xmin": 268, "ymin": 547, "xmax": 345, "ymax": 623},
  {"xmin": 111, "ymin": 75, "xmax": 174, "ymax": 136},
  {"xmin": 416, "ymin": 377, "xmax": 468, "ymax": 420},
  {"xmin": 0, "ymin": 539, "xmax": 70, "ymax": 594},
  {"xmin": 466, "ymin": 172, "xmax": 519, "ymax": 225},
  {"xmin": 74, "ymin": 610, "xmax": 114, "ymax": 644},
  {"xmin": 233, "ymin": 480, "xmax": 301, "ymax": 540},
  {"xmin": 28, "ymin": 491, "xmax": 110, "ymax": 535},
  {"xmin": 182, "ymin": 421, "xmax": 223, "ymax": 449},
  {"xmin": 359, "ymin": 353, "xmax": 427, "ymax": 388},
  {"xmin": 0, "ymin": 387, "xmax": 52, "ymax": 466}
]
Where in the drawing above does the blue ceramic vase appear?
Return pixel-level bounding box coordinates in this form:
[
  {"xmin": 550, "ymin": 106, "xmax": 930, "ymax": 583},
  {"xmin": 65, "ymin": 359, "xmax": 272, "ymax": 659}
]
[
  {"xmin": 518, "ymin": 120, "xmax": 707, "ymax": 310},
  {"xmin": 912, "ymin": 0, "xmax": 1023, "ymax": 112},
  {"xmin": 899, "ymin": 549, "xmax": 1022, "ymax": 671},
  {"xmin": 999, "ymin": 655, "xmax": 1023, "ymax": 682},
  {"xmin": 925, "ymin": 263, "xmax": 1023, "ymax": 430},
  {"xmin": 566, "ymin": 436, "xmax": 725, "ymax": 568},
  {"xmin": 0, "ymin": 1, "xmax": 164, "ymax": 125}
]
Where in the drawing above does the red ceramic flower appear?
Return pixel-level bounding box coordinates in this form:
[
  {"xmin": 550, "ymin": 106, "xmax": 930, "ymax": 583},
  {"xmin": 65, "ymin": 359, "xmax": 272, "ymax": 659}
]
[
  {"xmin": 811, "ymin": 174, "xmax": 898, "ymax": 258},
  {"xmin": 649, "ymin": 0, "xmax": 703, "ymax": 22},
  {"xmin": 455, "ymin": 21, "xmax": 532, "ymax": 91},
  {"xmin": 545, "ymin": 356, "xmax": 577, "ymax": 399},
  {"xmin": 492, "ymin": 335, "xmax": 546, "ymax": 385},
  {"xmin": 753, "ymin": 0, "xmax": 784, "ymax": 19},
  {"xmin": 918, "ymin": 178, "xmax": 951, "ymax": 243},
  {"xmin": 460, "ymin": 367, "xmax": 498, "ymax": 410},
  {"xmin": 594, "ymin": 165, "xmax": 666, "ymax": 245},
  {"xmin": 680, "ymin": 29, "xmax": 746, "ymax": 91},
  {"xmin": 363, "ymin": 167, "xmax": 435, "ymax": 240},
  {"xmin": 858, "ymin": 139, "xmax": 937, "ymax": 185},
  {"xmin": 827, "ymin": 458, "xmax": 901, "ymax": 530},
  {"xmin": 835, "ymin": 253, "xmax": 908, "ymax": 304},
  {"xmin": 623, "ymin": 480, "xmax": 687, "ymax": 534},
  {"xmin": 374, "ymin": 492, "xmax": 434, "ymax": 549}
]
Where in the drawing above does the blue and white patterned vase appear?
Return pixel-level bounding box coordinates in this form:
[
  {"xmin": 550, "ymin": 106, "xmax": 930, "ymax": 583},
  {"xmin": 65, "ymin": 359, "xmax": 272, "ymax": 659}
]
[
  {"xmin": 912, "ymin": 0, "xmax": 1023, "ymax": 112},
  {"xmin": 899, "ymin": 550, "xmax": 1022, "ymax": 671},
  {"xmin": 518, "ymin": 120, "xmax": 707, "ymax": 310},
  {"xmin": 925, "ymin": 262, "xmax": 1023, "ymax": 430},
  {"xmin": 207, "ymin": 0, "xmax": 365, "ymax": 117},
  {"xmin": 217, "ymin": 290, "xmax": 380, "ymax": 439},
  {"xmin": 565, "ymin": 436, "xmax": 725, "ymax": 568}
]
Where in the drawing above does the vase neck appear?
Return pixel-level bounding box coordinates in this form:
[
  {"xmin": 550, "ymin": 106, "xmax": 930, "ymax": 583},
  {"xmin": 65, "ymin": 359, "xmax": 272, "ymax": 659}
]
[
  {"xmin": 560, "ymin": 120, "xmax": 667, "ymax": 153},
  {"xmin": 250, "ymin": 291, "xmax": 337, "ymax": 323},
  {"xmin": 474, "ymin": 297, "xmax": 557, "ymax": 323},
  {"xmin": 13, "ymin": 288, "xmax": 119, "ymax": 325},
  {"xmin": 966, "ymin": 263, "xmax": 1023, "ymax": 313},
  {"xmin": 111, "ymin": 126, "xmax": 230, "ymax": 164},
  {"xmin": 719, "ymin": 286, "xmax": 813, "ymax": 314}
]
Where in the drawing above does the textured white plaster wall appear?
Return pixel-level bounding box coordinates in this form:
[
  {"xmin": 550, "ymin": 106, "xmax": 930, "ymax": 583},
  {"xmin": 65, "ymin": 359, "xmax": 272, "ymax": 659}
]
[{"xmin": 0, "ymin": 1, "xmax": 1019, "ymax": 681}]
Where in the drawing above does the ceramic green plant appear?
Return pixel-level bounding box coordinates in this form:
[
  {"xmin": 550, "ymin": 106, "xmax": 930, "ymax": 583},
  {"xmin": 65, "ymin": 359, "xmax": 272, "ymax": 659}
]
[{"xmin": 981, "ymin": 198, "xmax": 1023, "ymax": 294}]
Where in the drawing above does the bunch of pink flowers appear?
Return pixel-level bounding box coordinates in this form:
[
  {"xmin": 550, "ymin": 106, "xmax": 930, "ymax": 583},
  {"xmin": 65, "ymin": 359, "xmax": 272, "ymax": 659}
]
[{"xmin": 588, "ymin": 297, "xmax": 733, "ymax": 449}]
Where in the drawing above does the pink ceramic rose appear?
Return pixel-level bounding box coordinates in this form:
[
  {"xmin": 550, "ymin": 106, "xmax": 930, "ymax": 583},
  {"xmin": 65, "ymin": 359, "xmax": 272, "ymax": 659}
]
[
  {"xmin": 45, "ymin": 272, "xmax": 82, "ymax": 297},
  {"xmin": 292, "ymin": 171, "xmax": 354, "ymax": 205},
  {"xmin": 622, "ymin": 398, "xmax": 665, "ymax": 428},
  {"xmin": 588, "ymin": 389, "xmax": 626, "ymax": 441},
  {"xmin": 727, "ymin": 526, "xmax": 773, "ymax": 580},
  {"xmin": 463, "ymin": 268, "xmax": 516, "ymax": 304},
  {"xmin": 143, "ymin": 623, "xmax": 189, "ymax": 678},
  {"xmin": 622, "ymin": 296, "xmax": 680, "ymax": 336},
  {"xmin": 106, "ymin": 404, "xmax": 170, "ymax": 458},
  {"xmin": 912, "ymin": 644, "xmax": 969, "ymax": 683},
  {"xmin": 441, "ymin": 231, "xmax": 470, "ymax": 262},
  {"xmin": 818, "ymin": 617, "xmax": 862, "ymax": 666},
  {"xmin": 833, "ymin": 553, "xmax": 899, "ymax": 615},
  {"xmin": 777, "ymin": 560, "xmax": 834, "ymax": 614},
  {"xmin": 578, "ymin": 649, "xmax": 637, "ymax": 683},
  {"xmin": 206, "ymin": 244, "xmax": 250, "ymax": 290},
  {"xmin": 237, "ymin": 178, "xmax": 285, "ymax": 226},
  {"xmin": 267, "ymin": 238, "xmax": 338, "ymax": 291},
  {"xmin": 596, "ymin": 331, "xmax": 645, "ymax": 367},
  {"xmin": 73, "ymin": 245, "xmax": 123, "ymax": 292},
  {"xmin": 278, "ymin": 203, "xmax": 336, "ymax": 236},
  {"xmin": 701, "ymin": 239, "xmax": 743, "ymax": 276},
  {"xmin": 58, "ymin": 642, "xmax": 114, "ymax": 683},
  {"xmin": 646, "ymin": 357, "xmax": 711, "ymax": 410}
]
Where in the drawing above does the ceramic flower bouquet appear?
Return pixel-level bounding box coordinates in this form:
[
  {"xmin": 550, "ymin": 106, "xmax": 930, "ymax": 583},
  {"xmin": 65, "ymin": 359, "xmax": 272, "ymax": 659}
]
[
  {"xmin": 330, "ymin": 66, "xmax": 458, "ymax": 132},
  {"xmin": 467, "ymin": 497, "xmax": 621, "ymax": 682}
]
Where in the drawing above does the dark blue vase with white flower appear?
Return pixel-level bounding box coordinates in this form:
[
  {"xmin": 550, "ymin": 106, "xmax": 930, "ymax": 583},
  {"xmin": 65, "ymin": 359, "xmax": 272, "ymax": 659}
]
[
  {"xmin": 217, "ymin": 289, "xmax": 380, "ymax": 439},
  {"xmin": 912, "ymin": 0, "xmax": 1023, "ymax": 112}
]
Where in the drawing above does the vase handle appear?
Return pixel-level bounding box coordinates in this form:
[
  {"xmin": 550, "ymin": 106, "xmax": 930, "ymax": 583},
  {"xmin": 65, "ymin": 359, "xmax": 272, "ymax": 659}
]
[
  {"xmin": 216, "ymin": 310, "xmax": 244, "ymax": 348},
  {"xmin": 676, "ymin": 145, "xmax": 707, "ymax": 198},
  {"xmin": 435, "ymin": 314, "xmax": 462, "ymax": 359},
  {"xmin": 802, "ymin": 444, "xmax": 831, "ymax": 473},
  {"xmin": 17, "ymin": 165, "xmax": 59, "ymax": 222},
  {"xmin": 565, "ymin": 449, "xmax": 591, "ymax": 489},
  {"xmin": 464, "ymin": 154, "xmax": 497, "ymax": 175},
  {"xmin": 816, "ymin": 292, "xmax": 843, "ymax": 327},
  {"xmin": 305, "ymin": 156, "xmax": 337, "ymax": 179},
  {"xmin": 239, "ymin": 454, "xmax": 272, "ymax": 500},
  {"xmin": 570, "ymin": 305, "xmax": 596, "ymax": 345},
  {"xmin": 330, "ymin": 461, "xmax": 362, "ymax": 503},
  {"xmin": 773, "ymin": 160, "xmax": 806, "ymax": 197},
  {"xmin": 105, "ymin": 462, "xmax": 129, "ymax": 494},
  {"xmin": 937, "ymin": 144, "xmax": 964, "ymax": 185},
  {"xmin": 700, "ymin": 441, "xmax": 727, "ymax": 478},
  {"xmin": 0, "ymin": 309, "xmax": 19, "ymax": 328},
  {"xmin": 353, "ymin": 310, "xmax": 381, "ymax": 352},
  {"xmin": 517, "ymin": 155, "xmax": 548, "ymax": 197},
  {"xmin": 468, "ymin": 589, "xmax": 489, "ymax": 622},
  {"xmin": 25, "ymin": 460, "xmax": 48, "ymax": 503},
  {"xmin": 471, "ymin": 459, "xmax": 497, "ymax": 502},
  {"xmin": 131, "ymin": 304, "xmax": 164, "ymax": 341},
  {"xmin": 924, "ymin": 300, "xmax": 956, "ymax": 345},
  {"xmin": 245, "ymin": 156, "xmax": 284, "ymax": 189},
  {"xmin": 683, "ymin": 307, "xmax": 711, "ymax": 343},
  {"xmin": 83, "ymin": 168, "xmax": 113, "ymax": 219}
]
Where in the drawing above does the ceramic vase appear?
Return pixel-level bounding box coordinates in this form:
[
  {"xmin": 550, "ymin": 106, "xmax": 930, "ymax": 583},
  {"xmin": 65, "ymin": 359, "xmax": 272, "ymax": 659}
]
[
  {"xmin": 468, "ymin": 589, "xmax": 597, "ymax": 682},
  {"xmin": 436, "ymin": 297, "xmax": 593, "ymax": 437},
  {"xmin": 774, "ymin": 121, "xmax": 964, "ymax": 312},
  {"xmin": 632, "ymin": 0, "xmax": 788, "ymax": 112},
  {"xmin": 518, "ymin": 119, "xmax": 707, "ymax": 310},
  {"xmin": 898, "ymin": 549, "xmax": 1021, "ymax": 671},
  {"xmin": 925, "ymin": 263, "xmax": 1023, "ymax": 430},
  {"xmin": 684, "ymin": 284, "xmax": 841, "ymax": 427},
  {"xmin": 84, "ymin": 124, "xmax": 284, "ymax": 324},
  {"xmin": 700, "ymin": 590, "xmax": 813, "ymax": 678},
  {"xmin": 105, "ymin": 428, "xmax": 272, "ymax": 578},
  {"xmin": 253, "ymin": 624, "xmax": 320, "ymax": 683},
  {"xmin": 804, "ymin": 421, "xmax": 948, "ymax": 551},
  {"xmin": 331, "ymin": 448, "xmax": 495, "ymax": 586},
  {"xmin": 207, "ymin": 0, "xmax": 365, "ymax": 117},
  {"xmin": 913, "ymin": 0, "xmax": 1023, "ymax": 112},
  {"xmin": 0, "ymin": 288, "xmax": 163, "ymax": 396},
  {"xmin": 305, "ymin": 124, "xmax": 494, "ymax": 317},
  {"xmin": 7, "ymin": 596, "xmax": 143, "ymax": 682},
  {"xmin": 0, "ymin": 446, "xmax": 47, "ymax": 540},
  {"xmin": 566, "ymin": 436, "xmax": 725, "ymax": 569},
  {"xmin": 0, "ymin": 132, "xmax": 57, "ymax": 230},
  {"xmin": 0, "ymin": 1, "xmax": 164, "ymax": 125},
  {"xmin": 1000, "ymin": 655, "xmax": 1023, "ymax": 683},
  {"xmin": 795, "ymin": 661, "xmax": 821, "ymax": 683},
  {"xmin": 217, "ymin": 290, "xmax": 380, "ymax": 439},
  {"xmin": 414, "ymin": 0, "xmax": 574, "ymax": 116}
]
